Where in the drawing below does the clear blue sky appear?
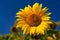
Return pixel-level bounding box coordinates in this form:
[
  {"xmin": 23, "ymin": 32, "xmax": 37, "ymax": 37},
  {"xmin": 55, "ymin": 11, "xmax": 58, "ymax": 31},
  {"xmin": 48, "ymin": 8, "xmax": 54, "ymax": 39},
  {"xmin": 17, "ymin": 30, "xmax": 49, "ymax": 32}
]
[{"xmin": 0, "ymin": 0, "xmax": 60, "ymax": 35}]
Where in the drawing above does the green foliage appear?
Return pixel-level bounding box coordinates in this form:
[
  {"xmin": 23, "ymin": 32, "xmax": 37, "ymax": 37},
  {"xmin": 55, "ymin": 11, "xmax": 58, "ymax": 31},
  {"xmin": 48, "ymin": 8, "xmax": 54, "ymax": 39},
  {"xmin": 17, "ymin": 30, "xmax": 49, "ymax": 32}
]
[
  {"xmin": 0, "ymin": 22, "xmax": 60, "ymax": 40},
  {"xmin": 0, "ymin": 28, "xmax": 60, "ymax": 40}
]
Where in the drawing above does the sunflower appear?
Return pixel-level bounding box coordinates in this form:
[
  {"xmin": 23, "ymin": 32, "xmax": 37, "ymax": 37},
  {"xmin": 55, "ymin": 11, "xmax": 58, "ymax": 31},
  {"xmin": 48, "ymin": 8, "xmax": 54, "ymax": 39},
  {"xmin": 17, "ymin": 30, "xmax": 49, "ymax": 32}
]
[{"xmin": 16, "ymin": 3, "xmax": 52, "ymax": 35}]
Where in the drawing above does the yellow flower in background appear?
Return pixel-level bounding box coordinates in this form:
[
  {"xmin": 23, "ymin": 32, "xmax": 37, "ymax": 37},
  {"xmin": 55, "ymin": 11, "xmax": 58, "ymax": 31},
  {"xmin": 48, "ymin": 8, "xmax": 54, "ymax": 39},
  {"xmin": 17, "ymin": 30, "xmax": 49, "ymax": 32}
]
[
  {"xmin": 16, "ymin": 3, "xmax": 52, "ymax": 35},
  {"xmin": 47, "ymin": 36, "xmax": 54, "ymax": 40}
]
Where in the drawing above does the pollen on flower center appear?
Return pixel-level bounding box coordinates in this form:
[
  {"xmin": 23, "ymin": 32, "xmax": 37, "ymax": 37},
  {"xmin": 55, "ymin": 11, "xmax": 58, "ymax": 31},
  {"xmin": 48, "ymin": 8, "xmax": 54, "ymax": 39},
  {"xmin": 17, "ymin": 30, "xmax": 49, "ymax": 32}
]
[{"xmin": 26, "ymin": 14, "xmax": 41, "ymax": 26}]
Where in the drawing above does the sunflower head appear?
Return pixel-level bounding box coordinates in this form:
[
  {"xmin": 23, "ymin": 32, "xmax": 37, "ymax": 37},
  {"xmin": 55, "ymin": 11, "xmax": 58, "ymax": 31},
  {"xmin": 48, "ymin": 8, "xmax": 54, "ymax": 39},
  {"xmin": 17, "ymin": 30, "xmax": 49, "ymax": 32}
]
[
  {"xmin": 16, "ymin": 3, "xmax": 52, "ymax": 35},
  {"xmin": 50, "ymin": 21, "xmax": 57, "ymax": 29}
]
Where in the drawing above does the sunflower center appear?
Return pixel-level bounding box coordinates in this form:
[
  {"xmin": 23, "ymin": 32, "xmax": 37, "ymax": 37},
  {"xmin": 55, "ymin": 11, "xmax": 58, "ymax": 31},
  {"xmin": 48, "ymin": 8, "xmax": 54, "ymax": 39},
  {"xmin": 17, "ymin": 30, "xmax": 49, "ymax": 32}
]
[{"xmin": 26, "ymin": 14, "xmax": 41, "ymax": 26}]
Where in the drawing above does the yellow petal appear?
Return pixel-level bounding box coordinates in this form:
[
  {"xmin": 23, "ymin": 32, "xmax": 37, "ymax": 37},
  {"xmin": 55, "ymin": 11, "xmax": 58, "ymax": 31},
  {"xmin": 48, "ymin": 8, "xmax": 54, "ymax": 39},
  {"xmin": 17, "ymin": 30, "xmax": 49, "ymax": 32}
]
[
  {"xmin": 42, "ymin": 7, "xmax": 48, "ymax": 12},
  {"xmin": 20, "ymin": 9, "xmax": 24, "ymax": 11},
  {"xmin": 23, "ymin": 26, "xmax": 27, "ymax": 35},
  {"xmin": 33, "ymin": 3, "xmax": 40, "ymax": 14},
  {"xmin": 39, "ymin": 4, "xmax": 42, "ymax": 11},
  {"xmin": 40, "ymin": 7, "xmax": 48, "ymax": 16},
  {"xmin": 30, "ymin": 27, "xmax": 36, "ymax": 35},
  {"xmin": 36, "ymin": 27, "xmax": 44, "ymax": 35},
  {"xmin": 33, "ymin": 3, "xmax": 39, "ymax": 9},
  {"xmin": 24, "ymin": 6, "xmax": 32, "ymax": 15},
  {"xmin": 42, "ymin": 17, "xmax": 50, "ymax": 20},
  {"xmin": 46, "ymin": 12, "xmax": 51, "ymax": 15}
]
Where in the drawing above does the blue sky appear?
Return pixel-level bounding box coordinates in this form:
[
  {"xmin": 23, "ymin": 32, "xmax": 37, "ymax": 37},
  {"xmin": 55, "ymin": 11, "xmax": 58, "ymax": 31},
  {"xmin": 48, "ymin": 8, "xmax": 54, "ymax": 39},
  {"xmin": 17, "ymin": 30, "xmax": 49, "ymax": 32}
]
[{"xmin": 0, "ymin": 0, "xmax": 60, "ymax": 35}]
